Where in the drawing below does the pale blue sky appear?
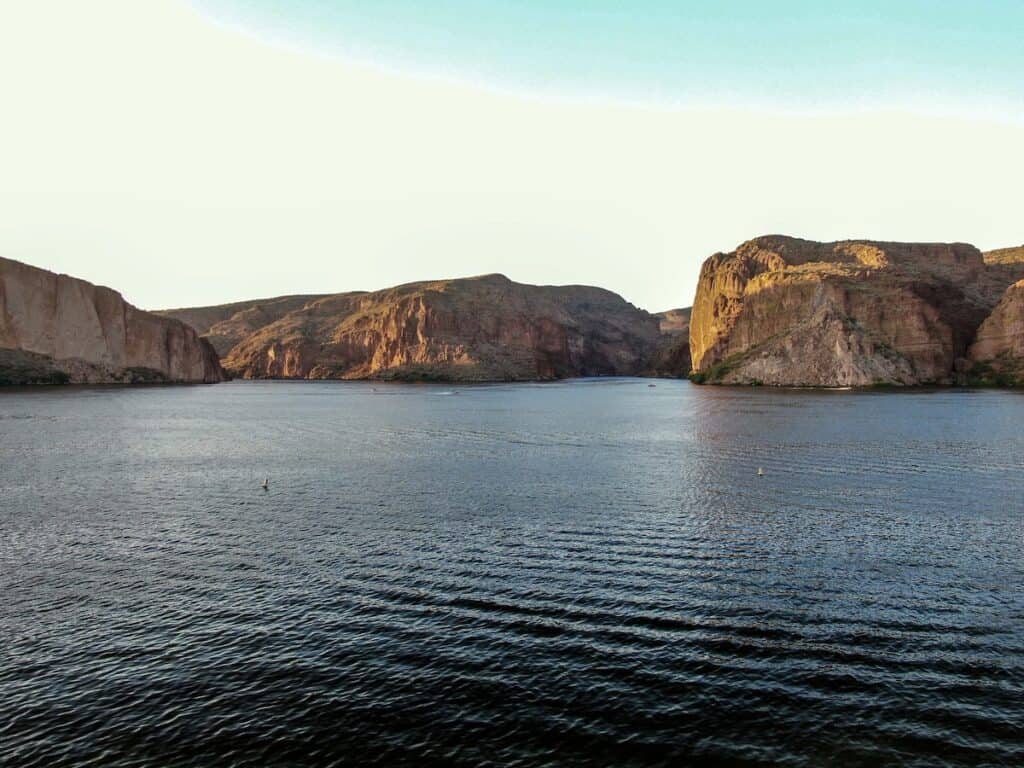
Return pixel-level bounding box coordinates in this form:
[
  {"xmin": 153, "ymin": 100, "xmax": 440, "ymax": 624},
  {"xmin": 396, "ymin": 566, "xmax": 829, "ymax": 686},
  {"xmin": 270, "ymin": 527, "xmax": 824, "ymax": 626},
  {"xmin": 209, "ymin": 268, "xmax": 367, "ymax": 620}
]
[
  {"xmin": 2, "ymin": 2, "xmax": 1023, "ymax": 312},
  {"xmin": 196, "ymin": 0, "xmax": 1024, "ymax": 117}
]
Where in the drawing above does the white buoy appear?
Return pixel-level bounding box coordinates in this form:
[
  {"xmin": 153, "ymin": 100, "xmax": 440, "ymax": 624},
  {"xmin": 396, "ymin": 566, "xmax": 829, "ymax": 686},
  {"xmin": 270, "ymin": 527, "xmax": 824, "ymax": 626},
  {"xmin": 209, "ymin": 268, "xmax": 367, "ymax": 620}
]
[{"xmin": 757, "ymin": 467, "xmax": 765, "ymax": 477}]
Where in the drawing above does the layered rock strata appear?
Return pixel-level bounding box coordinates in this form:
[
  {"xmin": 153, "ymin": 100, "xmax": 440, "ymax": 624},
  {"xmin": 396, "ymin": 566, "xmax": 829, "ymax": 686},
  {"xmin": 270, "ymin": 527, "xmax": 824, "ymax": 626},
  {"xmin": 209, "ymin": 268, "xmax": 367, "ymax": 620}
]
[{"xmin": 689, "ymin": 236, "xmax": 1024, "ymax": 386}]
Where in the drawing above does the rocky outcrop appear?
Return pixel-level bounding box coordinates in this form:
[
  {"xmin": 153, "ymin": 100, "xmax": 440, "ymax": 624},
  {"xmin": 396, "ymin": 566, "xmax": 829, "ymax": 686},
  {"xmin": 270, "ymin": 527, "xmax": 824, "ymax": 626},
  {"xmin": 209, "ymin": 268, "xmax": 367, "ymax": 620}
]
[
  {"xmin": 179, "ymin": 274, "xmax": 663, "ymax": 381},
  {"xmin": 656, "ymin": 308, "xmax": 691, "ymax": 336},
  {"xmin": 968, "ymin": 279, "xmax": 1024, "ymax": 385},
  {"xmin": 984, "ymin": 245, "xmax": 1024, "ymax": 266},
  {"xmin": 644, "ymin": 308, "xmax": 691, "ymax": 377},
  {"xmin": 157, "ymin": 294, "xmax": 327, "ymax": 356},
  {"xmin": 981, "ymin": 246, "xmax": 1024, "ymax": 299},
  {"xmin": 689, "ymin": 236, "xmax": 1024, "ymax": 387},
  {"xmin": 0, "ymin": 257, "xmax": 225, "ymax": 385}
]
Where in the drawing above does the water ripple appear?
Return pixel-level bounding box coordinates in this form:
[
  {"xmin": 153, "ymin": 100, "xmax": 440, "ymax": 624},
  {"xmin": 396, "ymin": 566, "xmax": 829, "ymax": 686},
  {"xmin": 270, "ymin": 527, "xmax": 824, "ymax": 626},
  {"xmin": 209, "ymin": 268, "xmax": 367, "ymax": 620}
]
[{"xmin": 1, "ymin": 380, "xmax": 1022, "ymax": 767}]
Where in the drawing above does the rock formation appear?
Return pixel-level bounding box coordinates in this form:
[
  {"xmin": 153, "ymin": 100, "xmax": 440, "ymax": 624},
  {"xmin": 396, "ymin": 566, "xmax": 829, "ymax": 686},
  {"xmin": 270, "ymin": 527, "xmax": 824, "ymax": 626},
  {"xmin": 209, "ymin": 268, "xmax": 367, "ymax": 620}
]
[
  {"xmin": 656, "ymin": 308, "xmax": 691, "ymax": 336},
  {"xmin": 645, "ymin": 308, "xmax": 691, "ymax": 377},
  {"xmin": 968, "ymin": 279, "xmax": 1024, "ymax": 385},
  {"xmin": 689, "ymin": 236, "xmax": 1024, "ymax": 387},
  {"xmin": 984, "ymin": 245, "xmax": 1024, "ymax": 266},
  {"xmin": 157, "ymin": 294, "xmax": 327, "ymax": 357},
  {"xmin": 0, "ymin": 257, "xmax": 225, "ymax": 385},
  {"xmin": 168, "ymin": 274, "xmax": 666, "ymax": 382}
]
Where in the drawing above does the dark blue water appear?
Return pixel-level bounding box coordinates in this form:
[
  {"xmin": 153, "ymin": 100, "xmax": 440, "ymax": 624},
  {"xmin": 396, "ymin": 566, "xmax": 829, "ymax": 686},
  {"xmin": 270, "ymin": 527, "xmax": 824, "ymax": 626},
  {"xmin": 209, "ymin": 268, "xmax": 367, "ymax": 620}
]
[{"xmin": 1, "ymin": 379, "xmax": 1022, "ymax": 767}]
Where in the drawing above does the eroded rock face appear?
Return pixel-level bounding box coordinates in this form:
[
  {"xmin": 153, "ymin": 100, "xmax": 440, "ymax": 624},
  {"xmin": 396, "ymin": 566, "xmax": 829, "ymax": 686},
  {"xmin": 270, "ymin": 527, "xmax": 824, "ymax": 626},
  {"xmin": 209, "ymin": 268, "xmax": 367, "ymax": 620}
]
[
  {"xmin": 189, "ymin": 274, "xmax": 663, "ymax": 381},
  {"xmin": 157, "ymin": 294, "xmax": 328, "ymax": 357},
  {"xmin": 645, "ymin": 308, "xmax": 691, "ymax": 377},
  {"xmin": 984, "ymin": 245, "xmax": 1024, "ymax": 266},
  {"xmin": 689, "ymin": 236, "xmax": 1020, "ymax": 386},
  {"xmin": 968, "ymin": 280, "xmax": 1024, "ymax": 385},
  {"xmin": 0, "ymin": 257, "xmax": 225, "ymax": 384}
]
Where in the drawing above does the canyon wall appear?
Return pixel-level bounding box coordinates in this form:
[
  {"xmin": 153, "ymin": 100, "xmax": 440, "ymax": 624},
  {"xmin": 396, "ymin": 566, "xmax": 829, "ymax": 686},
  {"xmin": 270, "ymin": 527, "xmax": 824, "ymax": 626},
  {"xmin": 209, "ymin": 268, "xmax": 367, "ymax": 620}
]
[
  {"xmin": 968, "ymin": 279, "xmax": 1024, "ymax": 386},
  {"xmin": 170, "ymin": 274, "xmax": 669, "ymax": 382},
  {"xmin": 158, "ymin": 294, "xmax": 328, "ymax": 356},
  {"xmin": 0, "ymin": 257, "xmax": 225, "ymax": 385},
  {"xmin": 689, "ymin": 236, "xmax": 1024, "ymax": 387},
  {"xmin": 645, "ymin": 308, "xmax": 691, "ymax": 377}
]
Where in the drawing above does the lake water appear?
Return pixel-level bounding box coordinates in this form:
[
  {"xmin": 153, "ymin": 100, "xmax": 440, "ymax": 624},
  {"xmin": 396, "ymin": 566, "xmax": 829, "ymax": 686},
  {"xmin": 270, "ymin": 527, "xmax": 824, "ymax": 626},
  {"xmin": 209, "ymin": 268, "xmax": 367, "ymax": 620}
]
[{"xmin": 1, "ymin": 379, "xmax": 1022, "ymax": 767}]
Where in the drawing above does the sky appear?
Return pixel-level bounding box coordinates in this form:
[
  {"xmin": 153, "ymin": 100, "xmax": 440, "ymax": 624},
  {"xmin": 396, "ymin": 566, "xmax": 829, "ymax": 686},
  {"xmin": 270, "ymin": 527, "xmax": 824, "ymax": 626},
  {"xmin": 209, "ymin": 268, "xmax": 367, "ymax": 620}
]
[{"xmin": 1, "ymin": 1, "xmax": 1022, "ymax": 312}]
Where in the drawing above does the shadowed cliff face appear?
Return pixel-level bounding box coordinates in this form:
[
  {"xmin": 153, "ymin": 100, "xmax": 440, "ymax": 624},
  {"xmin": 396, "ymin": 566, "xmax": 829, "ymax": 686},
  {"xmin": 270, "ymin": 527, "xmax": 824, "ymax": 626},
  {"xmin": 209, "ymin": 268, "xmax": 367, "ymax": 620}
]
[
  {"xmin": 157, "ymin": 294, "xmax": 329, "ymax": 356},
  {"xmin": 645, "ymin": 308, "xmax": 691, "ymax": 377},
  {"xmin": 689, "ymin": 236, "xmax": 1024, "ymax": 387},
  {"xmin": 0, "ymin": 257, "xmax": 225, "ymax": 385},
  {"xmin": 177, "ymin": 274, "xmax": 667, "ymax": 382},
  {"xmin": 969, "ymin": 278, "xmax": 1024, "ymax": 385}
]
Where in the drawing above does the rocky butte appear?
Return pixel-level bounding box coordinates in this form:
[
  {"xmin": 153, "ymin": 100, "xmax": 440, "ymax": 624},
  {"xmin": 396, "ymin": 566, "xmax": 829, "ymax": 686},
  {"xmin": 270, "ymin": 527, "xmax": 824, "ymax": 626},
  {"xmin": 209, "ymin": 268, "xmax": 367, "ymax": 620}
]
[
  {"xmin": 162, "ymin": 273, "xmax": 689, "ymax": 382},
  {"xmin": 689, "ymin": 236, "xmax": 1024, "ymax": 387},
  {"xmin": 0, "ymin": 257, "xmax": 225, "ymax": 385}
]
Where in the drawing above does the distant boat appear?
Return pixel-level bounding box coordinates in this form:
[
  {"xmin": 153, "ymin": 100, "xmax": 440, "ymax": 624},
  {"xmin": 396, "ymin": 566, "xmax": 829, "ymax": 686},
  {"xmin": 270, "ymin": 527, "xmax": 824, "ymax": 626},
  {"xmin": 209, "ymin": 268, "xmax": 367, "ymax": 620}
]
[
  {"xmin": 757, "ymin": 468, "xmax": 764, "ymax": 477},
  {"xmin": 648, "ymin": 383, "xmax": 657, "ymax": 387},
  {"xmin": 261, "ymin": 478, "xmax": 269, "ymax": 490}
]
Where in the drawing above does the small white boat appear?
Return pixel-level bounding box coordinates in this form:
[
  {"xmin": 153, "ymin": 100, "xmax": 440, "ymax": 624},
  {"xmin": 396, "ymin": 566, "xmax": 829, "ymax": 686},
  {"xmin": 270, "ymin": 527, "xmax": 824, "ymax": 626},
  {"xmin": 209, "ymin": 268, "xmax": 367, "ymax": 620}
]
[
  {"xmin": 261, "ymin": 477, "xmax": 269, "ymax": 490},
  {"xmin": 757, "ymin": 467, "xmax": 764, "ymax": 477}
]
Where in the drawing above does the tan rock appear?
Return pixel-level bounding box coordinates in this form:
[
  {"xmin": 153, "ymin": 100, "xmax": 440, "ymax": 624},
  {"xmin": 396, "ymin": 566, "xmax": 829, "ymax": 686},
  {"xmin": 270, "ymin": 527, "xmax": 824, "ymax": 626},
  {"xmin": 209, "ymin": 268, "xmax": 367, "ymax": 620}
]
[
  {"xmin": 182, "ymin": 274, "xmax": 664, "ymax": 381},
  {"xmin": 158, "ymin": 294, "xmax": 327, "ymax": 356},
  {"xmin": 656, "ymin": 308, "xmax": 691, "ymax": 336},
  {"xmin": 984, "ymin": 245, "xmax": 1024, "ymax": 266},
  {"xmin": 644, "ymin": 308, "xmax": 691, "ymax": 377},
  {"xmin": 968, "ymin": 279, "xmax": 1024, "ymax": 385},
  {"xmin": 689, "ymin": 235, "xmax": 1018, "ymax": 386},
  {"xmin": 0, "ymin": 257, "xmax": 225, "ymax": 384}
]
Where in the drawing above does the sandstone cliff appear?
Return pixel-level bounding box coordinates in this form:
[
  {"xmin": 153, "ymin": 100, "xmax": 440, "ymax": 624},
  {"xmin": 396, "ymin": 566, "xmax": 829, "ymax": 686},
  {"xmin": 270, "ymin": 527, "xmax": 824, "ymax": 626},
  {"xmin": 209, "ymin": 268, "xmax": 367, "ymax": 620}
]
[
  {"xmin": 968, "ymin": 279, "xmax": 1024, "ymax": 385},
  {"xmin": 174, "ymin": 274, "xmax": 664, "ymax": 382},
  {"xmin": 982, "ymin": 246, "xmax": 1024, "ymax": 298},
  {"xmin": 689, "ymin": 236, "xmax": 1024, "ymax": 387},
  {"xmin": 0, "ymin": 257, "xmax": 225, "ymax": 385},
  {"xmin": 157, "ymin": 294, "xmax": 327, "ymax": 357}
]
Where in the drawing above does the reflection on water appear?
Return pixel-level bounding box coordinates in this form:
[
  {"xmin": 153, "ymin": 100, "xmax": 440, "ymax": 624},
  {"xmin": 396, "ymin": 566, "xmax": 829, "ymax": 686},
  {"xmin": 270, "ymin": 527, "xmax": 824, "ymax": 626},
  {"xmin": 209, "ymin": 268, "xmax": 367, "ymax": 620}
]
[{"xmin": 1, "ymin": 380, "xmax": 1022, "ymax": 767}]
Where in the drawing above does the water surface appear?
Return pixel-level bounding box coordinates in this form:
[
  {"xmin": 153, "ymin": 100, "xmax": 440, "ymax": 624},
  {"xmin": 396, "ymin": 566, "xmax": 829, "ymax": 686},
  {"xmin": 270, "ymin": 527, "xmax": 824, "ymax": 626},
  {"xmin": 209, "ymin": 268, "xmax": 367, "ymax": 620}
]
[{"xmin": 1, "ymin": 379, "xmax": 1022, "ymax": 767}]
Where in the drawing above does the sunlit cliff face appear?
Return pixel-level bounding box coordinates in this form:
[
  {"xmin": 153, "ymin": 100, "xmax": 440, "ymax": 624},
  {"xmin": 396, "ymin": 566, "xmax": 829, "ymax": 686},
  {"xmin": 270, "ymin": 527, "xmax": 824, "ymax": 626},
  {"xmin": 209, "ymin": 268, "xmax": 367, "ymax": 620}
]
[{"xmin": 688, "ymin": 236, "xmax": 1024, "ymax": 387}]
